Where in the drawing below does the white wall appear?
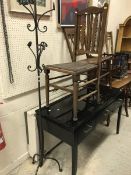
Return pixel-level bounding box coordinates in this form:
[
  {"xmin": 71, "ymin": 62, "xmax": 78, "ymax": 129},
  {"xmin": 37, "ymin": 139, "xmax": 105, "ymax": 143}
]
[
  {"xmin": 107, "ymin": 0, "xmax": 131, "ymax": 49},
  {"xmin": 0, "ymin": 0, "xmax": 131, "ymax": 174},
  {"xmin": 0, "ymin": 0, "xmax": 71, "ymax": 99},
  {"xmin": 0, "ymin": 88, "xmax": 64, "ymax": 175},
  {"xmin": 93, "ymin": 0, "xmax": 131, "ymax": 49},
  {"xmin": 0, "ymin": 91, "xmax": 37, "ymax": 175}
]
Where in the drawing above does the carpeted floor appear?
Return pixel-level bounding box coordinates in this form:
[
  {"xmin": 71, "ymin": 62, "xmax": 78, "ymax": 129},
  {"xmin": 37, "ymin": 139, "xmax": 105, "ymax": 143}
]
[{"xmin": 9, "ymin": 108, "xmax": 131, "ymax": 175}]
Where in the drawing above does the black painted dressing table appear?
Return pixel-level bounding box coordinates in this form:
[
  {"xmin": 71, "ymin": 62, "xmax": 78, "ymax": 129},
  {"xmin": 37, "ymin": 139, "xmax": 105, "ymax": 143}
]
[{"xmin": 36, "ymin": 86, "xmax": 123, "ymax": 175}]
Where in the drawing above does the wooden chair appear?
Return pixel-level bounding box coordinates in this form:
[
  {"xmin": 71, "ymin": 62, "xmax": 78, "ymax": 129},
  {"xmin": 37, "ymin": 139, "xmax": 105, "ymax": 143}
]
[
  {"xmin": 63, "ymin": 30, "xmax": 113, "ymax": 86},
  {"xmin": 105, "ymin": 31, "xmax": 113, "ymax": 54},
  {"xmin": 100, "ymin": 31, "xmax": 114, "ymax": 85},
  {"xmin": 44, "ymin": 4, "xmax": 109, "ymax": 121}
]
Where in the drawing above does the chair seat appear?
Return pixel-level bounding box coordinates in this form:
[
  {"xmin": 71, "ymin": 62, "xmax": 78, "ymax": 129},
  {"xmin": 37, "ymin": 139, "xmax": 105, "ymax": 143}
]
[
  {"xmin": 46, "ymin": 60, "xmax": 97, "ymax": 75},
  {"xmin": 46, "ymin": 55, "xmax": 112, "ymax": 74}
]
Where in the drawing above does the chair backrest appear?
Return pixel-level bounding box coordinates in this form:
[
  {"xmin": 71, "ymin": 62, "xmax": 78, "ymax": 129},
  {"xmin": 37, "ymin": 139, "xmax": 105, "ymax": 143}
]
[
  {"xmin": 73, "ymin": 3, "xmax": 108, "ymax": 62},
  {"xmin": 105, "ymin": 31, "xmax": 113, "ymax": 54}
]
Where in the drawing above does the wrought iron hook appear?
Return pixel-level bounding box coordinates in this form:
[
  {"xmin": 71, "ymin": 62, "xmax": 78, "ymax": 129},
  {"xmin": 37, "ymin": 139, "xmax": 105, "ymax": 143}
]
[{"xmin": 37, "ymin": 3, "xmax": 55, "ymax": 33}]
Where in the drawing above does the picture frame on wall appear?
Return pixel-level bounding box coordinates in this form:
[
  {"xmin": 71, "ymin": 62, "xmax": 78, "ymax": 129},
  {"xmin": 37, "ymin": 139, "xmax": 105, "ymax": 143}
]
[
  {"xmin": 58, "ymin": 0, "xmax": 89, "ymax": 27},
  {"xmin": 8, "ymin": 0, "xmax": 51, "ymax": 16}
]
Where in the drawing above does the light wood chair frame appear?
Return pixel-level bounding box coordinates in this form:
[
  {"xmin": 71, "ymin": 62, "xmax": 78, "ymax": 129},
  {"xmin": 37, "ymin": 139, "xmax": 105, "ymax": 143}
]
[{"xmin": 44, "ymin": 4, "xmax": 109, "ymax": 121}]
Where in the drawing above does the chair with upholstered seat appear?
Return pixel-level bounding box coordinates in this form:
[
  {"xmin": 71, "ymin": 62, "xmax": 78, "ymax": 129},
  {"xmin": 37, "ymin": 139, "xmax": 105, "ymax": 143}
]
[{"xmin": 44, "ymin": 4, "xmax": 109, "ymax": 121}]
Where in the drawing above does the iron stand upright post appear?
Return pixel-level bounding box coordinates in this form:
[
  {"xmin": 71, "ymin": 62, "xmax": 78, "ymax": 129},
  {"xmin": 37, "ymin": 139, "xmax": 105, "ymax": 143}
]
[{"xmin": 17, "ymin": 0, "xmax": 62, "ymax": 174}]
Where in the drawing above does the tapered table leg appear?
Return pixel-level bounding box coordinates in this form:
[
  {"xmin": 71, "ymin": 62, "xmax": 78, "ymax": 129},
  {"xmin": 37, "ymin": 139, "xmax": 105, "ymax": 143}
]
[
  {"xmin": 97, "ymin": 65, "xmax": 100, "ymax": 103},
  {"xmin": 116, "ymin": 105, "xmax": 122, "ymax": 134},
  {"xmin": 108, "ymin": 59, "xmax": 112, "ymax": 87},
  {"xmin": 72, "ymin": 135, "xmax": 78, "ymax": 175},
  {"xmin": 45, "ymin": 69, "xmax": 50, "ymax": 107}
]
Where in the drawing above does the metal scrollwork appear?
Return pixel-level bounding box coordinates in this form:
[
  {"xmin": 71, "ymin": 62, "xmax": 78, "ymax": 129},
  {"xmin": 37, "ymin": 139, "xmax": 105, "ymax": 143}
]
[
  {"xmin": 38, "ymin": 25, "xmax": 47, "ymax": 33},
  {"xmin": 18, "ymin": 1, "xmax": 55, "ymax": 34},
  {"xmin": 37, "ymin": 3, "xmax": 55, "ymax": 32},
  {"xmin": 27, "ymin": 23, "xmax": 36, "ymax": 32},
  {"xmin": 27, "ymin": 41, "xmax": 47, "ymax": 72},
  {"xmin": 27, "ymin": 65, "xmax": 36, "ymax": 72},
  {"xmin": 38, "ymin": 42, "xmax": 48, "ymax": 57},
  {"xmin": 17, "ymin": 0, "xmax": 55, "ymax": 73}
]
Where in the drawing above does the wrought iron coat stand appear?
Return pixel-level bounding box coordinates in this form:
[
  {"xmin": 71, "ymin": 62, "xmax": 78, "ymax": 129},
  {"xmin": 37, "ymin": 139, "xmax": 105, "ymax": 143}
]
[{"xmin": 17, "ymin": 0, "xmax": 62, "ymax": 174}]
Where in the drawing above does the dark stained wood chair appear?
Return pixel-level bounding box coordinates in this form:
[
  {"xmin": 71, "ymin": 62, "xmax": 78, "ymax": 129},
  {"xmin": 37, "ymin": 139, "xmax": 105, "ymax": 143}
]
[
  {"xmin": 44, "ymin": 4, "xmax": 109, "ymax": 121},
  {"xmin": 100, "ymin": 31, "xmax": 114, "ymax": 85}
]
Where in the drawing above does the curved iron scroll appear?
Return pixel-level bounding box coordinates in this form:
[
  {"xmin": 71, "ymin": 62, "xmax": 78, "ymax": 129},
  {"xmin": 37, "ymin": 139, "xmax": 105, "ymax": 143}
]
[{"xmin": 17, "ymin": 0, "xmax": 55, "ymax": 72}]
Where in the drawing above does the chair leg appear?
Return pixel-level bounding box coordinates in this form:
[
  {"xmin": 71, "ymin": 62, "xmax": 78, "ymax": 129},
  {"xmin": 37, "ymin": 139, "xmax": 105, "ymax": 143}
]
[
  {"xmin": 108, "ymin": 59, "xmax": 112, "ymax": 87},
  {"xmin": 97, "ymin": 69, "xmax": 100, "ymax": 103},
  {"xmin": 45, "ymin": 69, "xmax": 50, "ymax": 107},
  {"xmin": 73, "ymin": 75, "xmax": 79, "ymax": 121}
]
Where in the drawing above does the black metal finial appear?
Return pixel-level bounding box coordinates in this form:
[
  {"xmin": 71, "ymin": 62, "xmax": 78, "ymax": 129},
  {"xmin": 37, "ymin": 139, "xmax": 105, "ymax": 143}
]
[{"xmin": 27, "ymin": 41, "xmax": 32, "ymax": 48}]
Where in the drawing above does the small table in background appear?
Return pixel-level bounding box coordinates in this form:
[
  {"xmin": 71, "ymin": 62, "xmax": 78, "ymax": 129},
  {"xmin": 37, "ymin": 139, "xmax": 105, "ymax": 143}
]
[{"xmin": 112, "ymin": 74, "xmax": 131, "ymax": 117}]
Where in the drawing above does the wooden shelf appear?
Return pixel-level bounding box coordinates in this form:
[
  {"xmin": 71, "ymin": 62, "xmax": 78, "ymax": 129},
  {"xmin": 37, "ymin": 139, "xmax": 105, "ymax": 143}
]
[
  {"xmin": 116, "ymin": 16, "xmax": 131, "ymax": 53},
  {"xmin": 115, "ymin": 16, "xmax": 131, "ymax": 74},
  {"xmin": 122, "ymin": 36, "xmax": 131, "ymax": 39}
]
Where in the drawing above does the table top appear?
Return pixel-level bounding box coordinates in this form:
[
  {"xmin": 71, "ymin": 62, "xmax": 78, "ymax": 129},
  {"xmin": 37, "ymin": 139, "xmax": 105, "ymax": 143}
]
[
  {"xmin": 36, "ymin": 86, "xmax": 122, "ymax": 132},
  {"xmin": 112, "ymin": 74, "xmax": 131, "ymax": 89}
]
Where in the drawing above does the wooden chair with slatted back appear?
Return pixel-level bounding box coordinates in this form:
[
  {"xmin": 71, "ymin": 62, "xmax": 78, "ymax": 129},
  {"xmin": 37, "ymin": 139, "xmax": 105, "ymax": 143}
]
[
  {"xmin": 63, "ymin": 30, "xmax": 114, "ymax": 85},
  {"xmin": 44, "ymin": 3, "xmax": 109, "ymax": 121}
]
